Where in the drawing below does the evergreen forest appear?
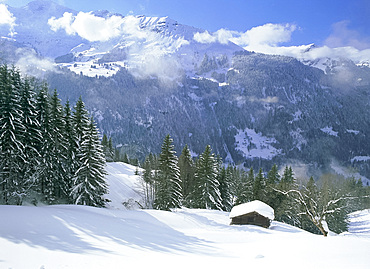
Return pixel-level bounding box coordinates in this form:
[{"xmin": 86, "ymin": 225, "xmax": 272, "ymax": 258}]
[
  {"xmin": 1, "ymin": 64, "xmax": 369, "ymax": 237},
  {"xmin": 133, "ymin": 134, "xmax": 370, "ymax": 236},
  {"xmin": 0, "ymin": 65, "xmax": 108, "ymax": 206}
]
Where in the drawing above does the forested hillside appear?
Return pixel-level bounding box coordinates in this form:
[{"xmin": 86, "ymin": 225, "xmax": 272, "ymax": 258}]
[{"xmin": 0, "ymin": 65, "xmax": 107, "ymax": 206}]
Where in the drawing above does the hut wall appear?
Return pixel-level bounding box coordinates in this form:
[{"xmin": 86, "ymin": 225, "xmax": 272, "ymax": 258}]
[{"xmin": 230, "ymin": 212, "xmax": 271, "ymax": 228}]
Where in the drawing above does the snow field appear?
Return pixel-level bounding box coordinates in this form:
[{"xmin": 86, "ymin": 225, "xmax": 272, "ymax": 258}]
[{"xmin": 1, "ymin": 162, "xmax": 370, "ymax": 268}]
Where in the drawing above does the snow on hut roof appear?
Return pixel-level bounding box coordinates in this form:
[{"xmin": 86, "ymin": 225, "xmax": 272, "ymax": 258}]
[{"xmin": 229, "ymin": 200, "xmax": 274, "ymax": 220}]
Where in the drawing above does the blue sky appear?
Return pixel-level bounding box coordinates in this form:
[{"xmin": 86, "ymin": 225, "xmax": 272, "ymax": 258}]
[{"xmin": 3, "ymin": 0, "xmax": 370, "ymax": 49}]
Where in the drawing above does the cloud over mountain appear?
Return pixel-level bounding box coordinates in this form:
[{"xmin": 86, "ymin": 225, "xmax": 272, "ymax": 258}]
[
  {"xmin": 48, "ymin": 11, "xmax": 126, "ymax": 42},
  {"xmin": 193, "ymin": 21, "xmax": 370, "ymax": 65},
  {"xmin": 0, "ymin": 3, "xmax": 16, "ymax": 37}
]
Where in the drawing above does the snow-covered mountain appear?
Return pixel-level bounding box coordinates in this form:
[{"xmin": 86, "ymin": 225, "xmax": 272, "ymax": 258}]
[
  {"xmin": 1, "ymin": 0, "xmax": 370, "ymax": 181},
  {"xmin": 1, "ymin": 162, "xmax": 370, "ymax": 268},
  {"xmin": 2, "ymin": 0, "xmax": 241, "ymax": 79}
]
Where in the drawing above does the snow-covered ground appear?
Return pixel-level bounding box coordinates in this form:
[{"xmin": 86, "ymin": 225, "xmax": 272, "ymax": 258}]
[
  {"xmin": 1, "ymin": 162, "xmax": 370, "ymax": 268},
  {"xmin": 235, "ymin": 128, "xmax": 282, "ymax": 160}
]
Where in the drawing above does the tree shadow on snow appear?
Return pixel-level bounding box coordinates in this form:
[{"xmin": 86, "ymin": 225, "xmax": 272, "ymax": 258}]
[{"xmin": 0, "ymin": 205, "xmax": 215, "ymax": 255}]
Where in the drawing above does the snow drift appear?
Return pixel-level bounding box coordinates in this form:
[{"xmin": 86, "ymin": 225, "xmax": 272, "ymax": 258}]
[{"xmin": 1, "ymin": 162, "xmax": 370, "ymax": 268}]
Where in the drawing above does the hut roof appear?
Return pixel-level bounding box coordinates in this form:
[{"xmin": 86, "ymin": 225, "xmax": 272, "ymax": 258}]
[{"xmin": 229, "ymin": 200, "xmax": 274, "ymax": 220}]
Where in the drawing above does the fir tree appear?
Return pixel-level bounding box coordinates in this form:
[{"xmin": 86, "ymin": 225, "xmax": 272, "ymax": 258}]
[
  {"xmin": 73, "ymin": 96, "xmax": 90, "ymax": 145},
  {"xmin": 275, "ymin": 166, "xmax": 300, "ymax": 226},
  {"xmin": 233, "ymin": 167, "xmax": 249, "ymax": 205},
  {"xmin": 253, "ymin": 168, "xmax": 266, "ymax": 201},
  {"xmin": 190, "ymin": 145, "xmax": 221, "ymax": 210},
  {"xmin": 122, "ymin": 153, "xmax": 129, "ymax": 164},
  {"xmin": 154, "ymin": 135, "xmax": 182, "ymax": 211},
  {"xmin": 265, "ymin": 164, "xmax": 280, "ymax": 209},
  {"xmin": 0, "ymin": 65, "xmax": 26, "ymax": 204},
  {"xmin": 35, "ymin": 83, "xmax": 55, "ymax": 203},
  {"xmin": 62, "ymin": 100, "xmax": 76, "ymax": 202},
  {"xmin": 71, "ymin": 117, "xmax": 108, "ymax": 207},
  {"xmin": 48, "ymin": 89, "xmax": 68, "ymax": 201},
  {"xmin": 19, "ymin": 77, "xmax": 42, "ymax": 202},
  {"xmin": 178, "ymin": 144, "xmax": 194, "ymax": 204},
  {"xmin": 101, "ymin": 134, "xmax": 114, "ymax": 162},
  {"xmin": 71, "ymin": 96, "xmax": 91, "ymax": 199},
  {"xmin": 218, "ymin": 166, "xmax": 232, "ymax": 211}
]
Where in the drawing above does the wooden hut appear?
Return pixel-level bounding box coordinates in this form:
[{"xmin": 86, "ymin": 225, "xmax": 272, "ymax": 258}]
[{"xmin": 229, "ymin": 200, "xmax": 274, "ymax": 228}]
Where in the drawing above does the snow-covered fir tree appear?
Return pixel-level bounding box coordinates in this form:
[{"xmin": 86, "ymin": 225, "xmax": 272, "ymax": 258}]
[
  {"xmin": 217, "ymin": 166, "xmax": 232, "ymax": 211},
  {"xmin": 154, "ymin": 134, "xmax": 182, "ymax": 211},
  {"xmin": 275, "ymin": 166, "xmax": 301, "ymax": 227},
  {"xmin": 190, "ymin": 145, "xmax": 221, "ymax": 210},
  {"xmin": 0, "ymin": 65, "xmax": 26, "ymax": 205},
  {"xmin": 253, "ymin": 168, "xmax": 266, "ymax": 201},
  {"xmin": 178, "ymin": 144, "xmax": 194, "ymax": 204},
  {"xmin": 71, "ymin": 116, "xmax": 108, "ymax": 207},
  {"xmin": 62, "ymin": 100, "xmax": 76, "ymax": 202},
  {"xmin": 48, "ymin": 89, "xmax": 68, "ymax": 201},
  {"xmin": 101, "ymin": 134, "xmax": 114, "ymax": 162},
  {"xmin": 265, "ymin": 164, "xmax": 280, "ymax": 209},
  {"xmin": 0, "ymin": 65, "xmax": 109, "ymax": 206},
  {"xmin": 234, "ymin": 167, "xmax": 253, "ymax": 205},
  {"xmin": 35, "ymin": 83, "xmax": 56, "ymax": 203},
  {"xmin": 19, "ymin": 77, "xmax": 42, "ymax": 200}
]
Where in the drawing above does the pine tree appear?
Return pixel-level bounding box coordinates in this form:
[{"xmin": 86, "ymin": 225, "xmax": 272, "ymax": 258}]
[
  {"xmin": 73, "ymin": 96, "xmax": 90, "ymax": 145},
  {"xmin": 19, "ymin": 77, "xmax": 42, "ymax": 202},
  {"xmin": 35, "ymin": 83, "xmax": 56, "ymax": 203},
  {"xmin": 190, "ymin": 145, "xmax": 221, "ymax": 210},
  {"xmin": 71, "ymin": 116, "xmax": 108, "ymax": 207},
  {"xmin": 62, "ymin": 100, "xmax": 76, "ymax": 202},
  {"xmin": 101, "ymin": 134, "xmax": 114, "ymax": 162},
  {"xmin": 154, "ymin": 135, "xmax": 182, "ymax": 211},
  {"xmin": 275, "ymin": 166, "xmax": 300, "ymax": 226},
  {"xmin": 48, "ymin": 89, "xmax": 68, "ymax": 201},
  {"xmin": 232, "ymin": 167, "xmax": 246, "ymax": 205},
  {"xmin": 253, "ymin": 168, "xmax": 266, "ymax": 201},
  {"xmin": 178, "ymin": 144, "xmax": 194, "ymax": 204},
  {"xmin": 218, "ymin": 166, "xmax": 232, "ymax": 211},
  {"xmin": 235, "ymin": 167, "xmax": 254, "ymax": 205},
  {"xmin": 71, "ymin": 96, "xmax": 91, "ymax": 199},
  {"xmin": 0, "ymin": 65, "xmax": 26, "ymax": 204},
  {"xmin": 122, "ymin": 153, "xmax": 129, "ymax": 164},
  {"xmin": 265, "ymin": 164, "xmax": 280, "ymax": 209}
]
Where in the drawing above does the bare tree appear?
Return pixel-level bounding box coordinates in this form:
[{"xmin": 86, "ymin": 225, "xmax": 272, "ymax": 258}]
[{"xmin": 274, "ymin": 177, "xmax": 358, "ymax": 236}]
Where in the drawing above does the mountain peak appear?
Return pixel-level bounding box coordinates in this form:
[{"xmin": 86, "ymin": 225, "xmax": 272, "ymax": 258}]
[{"xmin": 24, "ymin": 0, "xmax": 61, "ymax": 12}]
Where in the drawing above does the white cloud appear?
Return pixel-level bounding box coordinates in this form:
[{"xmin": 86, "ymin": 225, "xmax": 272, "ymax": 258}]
[
  {"xmin": 15, "ymin": 48, "xmax": 58, "ymax": 76},
  {"xmin": 49, "ymin": 12, "xmax": 189, "ymax": 81},
  {"xmin": 193, "ymin": 23, "xmax": 296, "ymax": 48},
  {"xmin": 324, "ymin": 20, "xmax": 370, "ymax": 50},
  {"xmin": 0, "ymin": 3, "xmax": 16, "ymax": 37},
  {"xmin": 233, "ymin": 23, "xmax": 296, "ymax": 48},
  {"xmin": 193, "ymin": 30, "xmax": 217, "ymax": 44},
  {"xmin": 215, "ymin": 28, "xmax": 234, "ymax": 44},
  {"xmin": 48, "ymin": 12, "xmax": 126, "ymax": 42},
  {"xmin": 193, "ymin": 22, "xmax": 370, "ymax": 64},
  {"xmin": 48, "ymin": 12, "xmax": 75, "ymax": 35}
]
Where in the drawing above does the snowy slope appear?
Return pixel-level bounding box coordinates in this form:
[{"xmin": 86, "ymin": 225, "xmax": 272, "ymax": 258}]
[
  {"xmin": 104, "ymin": 162, "xmax": 143, "ymax": 210},
  {"xmin": 1, "ymin": 162, "xmax": 370, "ymax": 268},
  {"xmin": 346, "ymin": 209, "xmax": 370, "ymax": 236},
  {"xmin": 1, "ymin": 205, "xmax": 370, "ymax": 268}
]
